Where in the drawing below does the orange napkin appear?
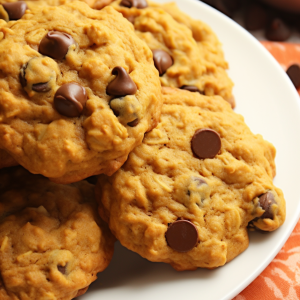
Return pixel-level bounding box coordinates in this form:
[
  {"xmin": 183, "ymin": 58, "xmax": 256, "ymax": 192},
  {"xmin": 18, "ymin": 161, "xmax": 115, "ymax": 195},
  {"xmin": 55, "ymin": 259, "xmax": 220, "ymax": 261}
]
[{"xmin": 233, "ymin": 41, "xmax": 300, "ymax": 300}]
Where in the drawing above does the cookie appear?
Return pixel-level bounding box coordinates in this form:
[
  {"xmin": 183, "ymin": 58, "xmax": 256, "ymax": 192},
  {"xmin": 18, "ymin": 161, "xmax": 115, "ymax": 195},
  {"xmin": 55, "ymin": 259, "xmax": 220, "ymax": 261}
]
[
  {"xmin": 0, "ymin": 2, "xmax": 162, "ymax": 183},
  {"xmin": 96, "ymin": 87, "xmax": 285, "ymax": 271},
  {"xmin": 0, "ymin": 166, "xmax": 115, "ymax": 300},
  {"xmin": 0, "ymin": 0, "xmax": 97, "ymax": 22},
  {"xmin": 0, "ymin": 149, "xmax": 17, "ymax": 169},
  {"xmin": 95, "ymin": 0, "xmax": 234, "ymax": 106}
]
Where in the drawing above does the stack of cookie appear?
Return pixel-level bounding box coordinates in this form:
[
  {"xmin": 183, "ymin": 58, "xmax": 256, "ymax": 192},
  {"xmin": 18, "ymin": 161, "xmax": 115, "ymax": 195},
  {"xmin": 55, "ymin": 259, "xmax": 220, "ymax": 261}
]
[{"xmin": 0, "ymin": 0, "xmax": 286, "ymax": 299}]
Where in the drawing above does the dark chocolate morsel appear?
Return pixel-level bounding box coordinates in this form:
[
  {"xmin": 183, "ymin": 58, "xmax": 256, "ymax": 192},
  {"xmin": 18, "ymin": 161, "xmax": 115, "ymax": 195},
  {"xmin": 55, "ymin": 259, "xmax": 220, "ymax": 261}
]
[
  {"xmin": 180, "ymin": 85, "xmax": 203, "ymax": 94},
  {"xmin": 244, "ymin": 2, "xmax": 267, "ymax": 31},
  {"xmin": 265, "ymin": 18, "xmax": 291, "ymax": 41},
  {"xmin": 192, "ymin": 177, "xmax": 207, "ymax": 187},
  {"xmin": 126, "ymin": 15, "xmax": 136, "ymax": 24},
  {"xmin": 2, "ymin": 2, "xmax": 28, "ymax": 20},
  {"xmin": 120, "ymin": 0, "xmax": 148, "ymax": 8},
  {"xmin": 19, "ymin": 63, "xmax": 28, "ymax": 88},
  {"xmin": 286, "ymin": 64, "xmax": 300, "ymax": 88},
  {"xmin": 57, "ymin": 265, "xmax": 66, "ymax": 274},
  {"xmin": 191, "ymin": 128, "xmax": 221, "ymax": 159},
  {"xmin": 165, "ymin": 220, "xmax": 198, "ymax": 253},
  {"xmin": 127, "ymin": 118, "xmax": 139, "ymax": 127},
  {"xmin": 258, "ymin": 192, "xmax": 276, "ymax": 219},
  {"xmin": 32, "ymin": 82, "xmax": 51, "ymax": 93},
  {"xmin": 54, "ymin": 83, "xmax": 87, "ymax": 118},
  {"xmin": 39, "ymin": 31, "xmax": 75, "ymax": 60},
  {"xmin": 152, "ymin": 49, "xmax": 173, "ymax": 76},
  {"xmin": 106, "ymin": 67, "xmax": 137, "ymax": 97}
]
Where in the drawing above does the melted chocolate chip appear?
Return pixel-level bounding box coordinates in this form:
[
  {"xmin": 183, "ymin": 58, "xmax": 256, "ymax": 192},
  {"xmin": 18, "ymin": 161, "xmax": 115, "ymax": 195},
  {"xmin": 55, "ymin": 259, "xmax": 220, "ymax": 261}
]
[
  {"xmin": 54, "ymin": 83, "xmax": 87, "ymax": 118},
  {"xmin": 19, "ymin": 63, "xmax": 28, "ymax": 88},
  {"xmin": 258, "ymin": 192, "xmax": 276, "ymax": 219},
  {"xmin": 2, "ymin": 2, "xmax": 28, "ymax": 20},
  {"xmin": 127, "ymin": 118, "xmax": 139, "ymax": 127},
  {"xmin": 192, "ymin": 177, "xmax": 207, "ymax": 187},
  {"xmin": 39, "ymin": 31, "xmax": 75, "ymax": 60},
  {"xmin": 120, "ymin": 0, "xmax": 148, "ymax": 8},
  {"xmin": 180, "ymin": 85, "xmax": 203, "ymax": 94},
  {"xmin": 165, "ymin": 220, "xmax": 198, "ymax": 253},
  {"xmin": 32, "ymin": 82, "xmax": 51, "ymax": 93},
  {"xmin": 286, "ymin": 64, "xmax": 300, "ymax": 88},
  {"xmin": 106, "ymin": 67, "xmax": 137, "ymax": 97},
  {"xmin": 126, "ymin": 15, "xmax": 136, "ymax": 24},
  {"xmin": 57, "ymin": 265, "xmax": 66, "ymax": 274},
  {"xmin": 244, "ymin": 2, "xmax": 267, "ymax": 31},
  {"xmin": 152, "ymin": 50, "xmax": 173, "ymax": 76},
  {"xmin": 265, "ymin": 18, "xmax": 291, "ymax": 41},
  {"xmin": 191, "ymin": 129, "xmax": 221, "ymax": 159}
]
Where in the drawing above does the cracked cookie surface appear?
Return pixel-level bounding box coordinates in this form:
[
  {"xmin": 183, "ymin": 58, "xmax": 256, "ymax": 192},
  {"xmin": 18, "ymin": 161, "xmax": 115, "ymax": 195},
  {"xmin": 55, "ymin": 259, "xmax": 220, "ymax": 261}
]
[
  {"xmin": 96, "ymin": 0, "xmax": 234, "ymax": 106},
  {"xmin": 0, "ymin": 2, "xmax": 162, "ymax": 183},
  {"xmin": 0, "ymin": 166, "xmax": 115, "ymax": 300},
  {"xmin": 96, "ymin": 87, "xmax": 285, "ymax": 271}
]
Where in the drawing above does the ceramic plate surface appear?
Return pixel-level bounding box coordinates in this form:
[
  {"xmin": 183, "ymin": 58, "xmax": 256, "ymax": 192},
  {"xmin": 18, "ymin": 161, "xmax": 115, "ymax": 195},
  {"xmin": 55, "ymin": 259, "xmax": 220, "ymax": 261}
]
[{"xmin": 79, "ymin": 0, "xmax": 300, "ymax": 299}]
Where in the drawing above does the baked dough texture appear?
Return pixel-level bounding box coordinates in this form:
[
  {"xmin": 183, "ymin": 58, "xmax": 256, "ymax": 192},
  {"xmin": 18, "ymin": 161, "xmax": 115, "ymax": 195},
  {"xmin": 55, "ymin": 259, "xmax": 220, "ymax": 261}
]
[
  {"xmin": 0, "ymin": 166, "xmax": 115, "ymax": 300},
  {"xmin": 0, "ymin": 2, "xmax": 162, "ymax": 183},
  {"xmin": 0, "ymin": 149, "xmax": 17, "ymax": 169},
  {"xmin": 97, "ymin": 0, "xmax": 234, "ymax": 106},
  {"xmin": 0, "ymin": 0, "xmax": 96, "ymax": 15},
  {"xmin": 96, "ymin": 87, "xmax": 285, "ymax": 271}
]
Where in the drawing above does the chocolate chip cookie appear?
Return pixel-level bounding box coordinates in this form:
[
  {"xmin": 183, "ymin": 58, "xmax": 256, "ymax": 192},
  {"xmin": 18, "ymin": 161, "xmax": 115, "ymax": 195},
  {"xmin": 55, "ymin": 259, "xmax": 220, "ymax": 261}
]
[
  {"xmin": 0, "ymin": 0, "xmax": 97, "ymax": 22},
  {"xmin": 96, "ymin": 0, "xmax": 234, "ymax": 106},
  {"xmin": 0, "ymin": 2, "xmax": 162, "ymax": 183},
  {"xmin": 0, "ymin": 166, "xmax": 115, "ymax": 300},
  {"xmin": 0, "ymin": 149, "xmax": 17, "ymax": 169},
  {"xmin": 96, "ymin": 87, "xmax": 285, "ymax": 271}
]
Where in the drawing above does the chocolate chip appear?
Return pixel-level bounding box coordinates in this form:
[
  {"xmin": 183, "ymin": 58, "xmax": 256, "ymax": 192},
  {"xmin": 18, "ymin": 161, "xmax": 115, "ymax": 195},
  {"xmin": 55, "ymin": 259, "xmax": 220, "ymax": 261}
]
[
  {"xmin": 2, "ymin": 2, "xmax": 28, "ymax": 20},
  {"xmin": 120, "ymin": 0, "xmax": 148, "ymax": 8},
  {"xmin": 180, "ymin": 85, "xmax": 203, "ymax": 94},
  {"xmin": 152, "ymin": 50, "xmax": 173, "ymax": 76},
  {"xmin": 19, "ymin": 63, "xmax": 28, "ymax": 88},
  {"xmin": 187, "ymin": 177, "xmax": 207, "ymax": 196},
  {"xmin": 265, "ymin": 18, "xmax": 291, "ymax": 41},
  {"xmin": 258, "ymin": 192, "xmax": 276, "ymax": 219},
  {"xmin": 106, "ymin": 67, "xmax": 137, "ymax": 97},
  {"xmin": 126, "ymin": 15, "xmax": 136, "ymax": 24},
  {"xmin": 57, "ymin": 265, "xmax": 66, "ymax": 274},
  {"xmin": 244, "ymin": 2, "xmax": 267, "ymax": 31},
  {"xmin": 32, "ymin": 82, "xmax": 51, "ymax": 93},
  {"xmin": 165, "ymin": 220, "xmax": 198, "ymax": 253},
  {"xmin": 286, "ymin": 64, "xmax": 300, "ymax": 88},
  {"xmin": 39, "ymin": 31, "xmax": 75, "ymax": 60},
  {"xmin": 192, "ymin": 177, "xmax": 207, "ymax": 187},
  {"xmin": 54, "ymin": 83, "xmax": 87, "ymax": 118},
  {"xmin": 127, "ymin": 118, "xmax": 139, "ymax": 127},
  {"xmin": 191, "ymin": 129, "xmax": 221, "ymax": 159}
]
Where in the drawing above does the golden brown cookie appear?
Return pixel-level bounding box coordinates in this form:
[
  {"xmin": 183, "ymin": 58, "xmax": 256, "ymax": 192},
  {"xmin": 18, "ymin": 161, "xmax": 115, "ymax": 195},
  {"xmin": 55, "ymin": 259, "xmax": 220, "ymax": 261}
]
[
  {"xmin": 0, "ymin": 166, "xmax": 115, "ymax": 300},
  {"xmin": 0, "ymin": 2, "xmax": 162, "ymax": 183},
  {"xmin": 0, "ymin": 0, "xmax": 96, "ymax": 22},
  {"xmin": 96, "ymin": 0, "xmax": 234, "ymax": 106},
  {"xmin": 96, "ymin": 87, "xmax": 285, "ymax": 271},
  {"xmin": 0, "ymin": 149, "xmax": 17, "ymax": 169}
]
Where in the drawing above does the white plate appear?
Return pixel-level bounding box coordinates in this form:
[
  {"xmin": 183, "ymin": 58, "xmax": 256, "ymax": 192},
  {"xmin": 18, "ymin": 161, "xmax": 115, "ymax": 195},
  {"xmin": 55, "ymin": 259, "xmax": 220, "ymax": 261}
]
[{"xmin": 79, "ymin": 1, "xmax": 300, "ymax": 299}]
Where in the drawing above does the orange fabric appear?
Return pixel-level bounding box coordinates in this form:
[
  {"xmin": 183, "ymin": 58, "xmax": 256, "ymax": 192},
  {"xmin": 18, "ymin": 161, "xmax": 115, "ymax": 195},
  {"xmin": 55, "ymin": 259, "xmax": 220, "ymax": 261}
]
[
  {"xmin": 233, "ymin": 42, "xmax": 300, "ymax": 300},
  {"xmin": 261, "ymin": 41, "xmax": 300, "ymax": 96}
]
